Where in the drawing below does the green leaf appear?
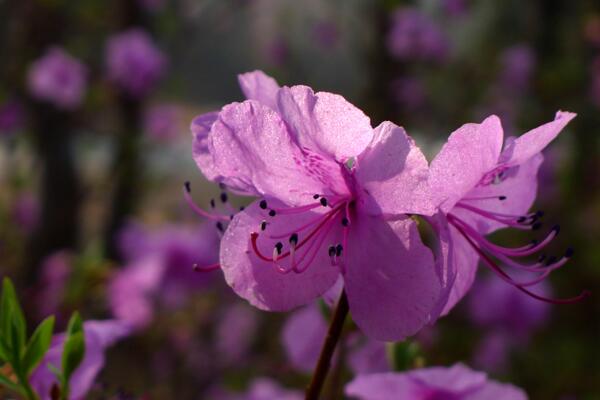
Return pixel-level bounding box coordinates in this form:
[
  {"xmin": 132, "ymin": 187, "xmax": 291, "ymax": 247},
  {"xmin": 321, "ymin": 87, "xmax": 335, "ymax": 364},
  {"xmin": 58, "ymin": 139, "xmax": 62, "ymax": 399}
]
[
  {"xmin": 0, "ymin": 372, "xmax": 24, "ymax": 395},
  {"xmin": 66, "ymin": 312, "xmax": 83, "ymax": 336},
  {"xmin": 23, "ymin": 316, "xmax": 55, "ymax": 375},
  {"xmin": 0, "ymin": 279, "xmax": 27, "ymax": 354},
  {"xmin": 61, "ymin": 331, "xmax": 85, "ymax": 383},
  {"xmin": 386, "ymin": 340, "xmax": 421, "ymax": 371}
]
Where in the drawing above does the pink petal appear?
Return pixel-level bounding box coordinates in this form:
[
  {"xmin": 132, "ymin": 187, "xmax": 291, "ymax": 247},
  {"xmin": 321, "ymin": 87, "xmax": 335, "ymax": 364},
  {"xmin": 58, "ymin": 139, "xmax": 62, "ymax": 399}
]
[
  {"xmin": 281, "ymin": 304, "xmax": 327, "ymax": 372},
  {"xmin": 220, "ymin": 199, "xmax": 341, "ymax": 311},
  {"xmin": 467, "ymin": 381, "xmax": 528, "ymax": 400},
  {"xmin": 440, "ymin": 224, "xmax": 480, "ymax": 315},
  {"xmin": 409, "ymin": 363, "xmax": 486, "ymax": 392},
  {"xmin": 355, "ymin": 121, "xmax": 434, "ymax": 216},
  {"xmin": 500, "ymin": 111, "xmax": 575, "ymax": 166},
  {"xmin": 344, "ymin": 215, "xmax": 440, "ymax": 341},
  {"xmin": 277, "ymin": 85, "xmax": 373, "ymax": 161},
  {"xmin": 345, "ymin": 373, "xmax": 419, "ymax": 399},
  {"xmin": 208, "ymin": 100, "xmax": 348, "ymax": 204},
  {"xmin": 191, "ymin": 111, "xmax": 223, "ymax": 184},
  {"xmin": 430, "ymin": 115, "xmax": 504, "ymax": 212},
  {"xmin": 453, "ymin": 154, "xmax": 543, "ymax": 235},
  {"xmin": 237, "ymin": 70, "xmax": 280, "ymax": 110}
]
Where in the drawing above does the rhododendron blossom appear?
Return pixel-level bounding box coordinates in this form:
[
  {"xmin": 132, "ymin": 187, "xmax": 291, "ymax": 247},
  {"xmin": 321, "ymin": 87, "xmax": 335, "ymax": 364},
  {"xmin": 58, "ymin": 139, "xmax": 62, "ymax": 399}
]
[
  {"xmin": 188, "ymin": 70, "xmax": 448, "ymax": 341},
  {"xmin": 345, "ymin": 363, "xmax": 527, "ymax": 400},
  {"xmin": 428, "ymin": 111, "xmax": 588, "ymax": 314}
]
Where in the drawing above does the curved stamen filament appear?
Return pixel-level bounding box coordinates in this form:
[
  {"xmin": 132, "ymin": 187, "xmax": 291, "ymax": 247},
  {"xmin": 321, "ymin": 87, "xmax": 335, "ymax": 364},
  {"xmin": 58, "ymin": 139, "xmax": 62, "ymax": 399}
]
[
  {"xmin": 268, "ymin": 200, "xmax": 346, "ymax": 240},
  {"xmin": 448, "ymin": 216, "xmax": 588, "ymax": 304},
  {"xmin": 455, "ymin": 202, "xmax": 536, "ymax": 230},
  {"xmin": 193, "ymin": 263, "xmax": 221, "ymax": 272},
  {"xmin": 450, "ymin": 214, "xmax": 557, "ymax": 257},
  {"xmin": 183, "ymin": 184, "xmax": 230, "ymax": 222}
]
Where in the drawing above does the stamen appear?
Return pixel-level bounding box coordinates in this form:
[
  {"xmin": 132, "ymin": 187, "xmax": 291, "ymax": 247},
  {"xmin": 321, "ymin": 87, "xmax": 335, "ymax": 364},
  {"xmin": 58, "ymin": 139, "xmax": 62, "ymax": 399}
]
[
  {"xmin": 260, "ymin": 221, "xmax": 267, "ymax": 231},
  {"xmin": 193, "ymin": 263, "xmax": 221, "ymax": 272},
  {"xmin": 328, "ymin": 245, "xmax": 336, "ymax": 257},
  {"xmin": 335, "ymin": 244, "xmax": 343, "ymax": 257},
  {"xmin": 210, "ymin": 199, "xmax": 216, "ymax": 208},
  {"xmin": 183, "ymin": 183, "xmax": 230, "ymax": 221},
  {"xmin": 289, "ymin": 233, "xmax": 299, "ymax": 246},
  {"xmin": 273, "ymin": 242, "xmax": 283, "ymax": 261},
  {"xmin": 220, "ymin": 192, "xmax": 228, "ymax": 203},
  {"xmin": 320, "ymin": 198, "xmax": 328, "ymax": 207},
  {"xmin": 269, "ymin": 210, "xmax": 277, "ymax": 217},
  {"xmin": 313, "ymin": 194, "xmax": 320, "ymax": 199},
  {"xmin": 260, "ymin": 200, "xmax": 268, "ymax": 209},
  {"xmin": 216, "ymin": 222, "xmax": 224, "ymax": 232},
  {"xmin": 341, "ymin": 217, "xmax": 349, "ymax": 227}
]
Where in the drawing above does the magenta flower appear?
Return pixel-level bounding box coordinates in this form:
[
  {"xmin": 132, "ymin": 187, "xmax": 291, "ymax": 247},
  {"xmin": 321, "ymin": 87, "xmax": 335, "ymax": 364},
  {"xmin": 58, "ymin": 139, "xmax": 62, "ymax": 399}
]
[
  {"xmin": 143, "ymin": 104, "xmax": 183, "ymax": 141},
  {"xmin": 345, "ymin": 363, "xmax": 527, "ymax": 400},
  {"xmin": 216, "ymin": 378, "xmax": 303, "ymax": 400},
  {"xmin": 281, "ymin": 303, "xmax": 389, "ymax": 374},
  {"xmin": 109, "ymin": 223, "xmax": 219, "ymax": 329},
  {"xmin": 427, "ymin": 111, "xmax": 587, "ymax": 314},
  {"xmin": 30, "ymin": 320, "xmax": 130, "ymax": 400},
  {"xmin": 11, "ymin": 192, "xmax": 39, "ymax": 234},
  {"xmin": 216, "ymin": 302, "xmax": 260, "ymax": 364},
  {"xmin": 35, "ymin": 251, "xmax": 72, "ymax": 321},
  {"xmin": 27, "ymin": 47, "xmax": 87, "ymax": 110},
  {"xmin": 467, "ymin": 273, "xmax": 551, "ymax": 339},
  {"xmin": 105, "ymin": 28, "xmax": 166, "ymax": 97},
  {"xmin": 189, "ymin": 70, "xmax": 446, "ymax": 341},
  {"xmin": 387, "ymin": 8, "xmax": 449, "ymax": 63}
]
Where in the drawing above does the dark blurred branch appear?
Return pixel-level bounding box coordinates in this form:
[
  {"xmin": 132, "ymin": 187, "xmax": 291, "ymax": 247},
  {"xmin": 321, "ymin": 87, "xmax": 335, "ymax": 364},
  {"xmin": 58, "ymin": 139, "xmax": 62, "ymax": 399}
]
[{"xmin": 103, "ymin": 0, "xmax": 147, "ymax": 260}]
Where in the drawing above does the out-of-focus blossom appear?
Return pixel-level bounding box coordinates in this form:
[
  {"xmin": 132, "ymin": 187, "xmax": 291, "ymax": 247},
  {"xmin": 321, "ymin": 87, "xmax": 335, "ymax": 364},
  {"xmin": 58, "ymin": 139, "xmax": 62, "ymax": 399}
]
[
  {"xmin": 346, "ymin": 363, "xmax": 528, "ymax": 399},
  {"xmin": 109, "ymin": 223, "xmax": 219, "ymax": 329},
  {"xmin": 467, "ymin": 274, "xmax": 551, "ymax": 339},
  {"xmin": 192, "ymin": 70, "xmax": 446, "ymax": 341},
  {"xmin": 590, "ymin": 57, "xmax": 600, "ymax": 108},
  {"xmin": 27, "ymin": 47, "xmax": 88, "ymax": 110},
  {"xmin": 390, "ymin": 77, "xmax": 427, "ymax": 112},
  {"xmin": 387, "ymin": 8, "xmax": 449, "ymax": 63},
  {"xmin": 348, "ymin": 337, "xmax": 390, "ymax": 375},
  {"xmin": 0, "ymin": 100, "xmax": 23, "ymax": 135},
  {"xmin": 11, "ymin": 192, "xmax": 39, "ymax": 233},
  {"xmin": 106, "ymin": 29, "xmax": 167, "ymax": 97},
  {"xmin": 137, "ymin": 0, "xmax": 165, "ymax": 13},
  {"xmin": 266, "ymin": 38, "xmax": 289, "ymax": 66},
  {"xmin": 312, "ymin": 21, "xmax": 339, "ymax": 49},
  {"xmin": 216, "ymin": 302, "xmax": 259, "ymax": 364},
  {"xmin": 30, "ymin": 320, "xmax": 130, "ymax": 400},
  {"xmin": 143, "ymin": 104, "xmax": 183, "ymax": 141},
  {"xmin": 443, "ymin": 0, "xmax": 468, "ymax": 16},
  {"xmin": 498, "ymin": 45, "xmax": 536, "ymax": 93},
  {"xmin": 427, "ymin": 111, "xmax": 585, "ymax": 315},
  {"xmin": 221, "ymin": 378, "xmax": 303, "ymax": 400},
  {"xmin": 472, "ymin": 331, "xmax": 511, "ymax": 373},
  {"xmin": 281, "ymin": 304, "xmax": 327, "ymax": 372},
  {"xmin": 35, "ymin": 251, "xmax": 71, "ymax": 321},
  {"xmin": 281, "ymin": 303, "xmax": 390, "ymax": 374}
]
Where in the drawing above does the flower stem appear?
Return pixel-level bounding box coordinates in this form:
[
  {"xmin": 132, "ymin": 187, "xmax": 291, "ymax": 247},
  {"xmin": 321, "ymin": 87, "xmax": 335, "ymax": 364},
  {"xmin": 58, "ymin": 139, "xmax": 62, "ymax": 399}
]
[{"xmin": 305, "ymin": 290, "xmax": 349, "ymax": 400}]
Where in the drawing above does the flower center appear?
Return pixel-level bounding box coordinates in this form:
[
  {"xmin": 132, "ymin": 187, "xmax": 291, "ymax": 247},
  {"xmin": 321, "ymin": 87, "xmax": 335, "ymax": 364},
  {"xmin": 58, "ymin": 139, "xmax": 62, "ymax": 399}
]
[{"xmin": 250, "ymin": 194, "xmax": 354, "ymax": 275}]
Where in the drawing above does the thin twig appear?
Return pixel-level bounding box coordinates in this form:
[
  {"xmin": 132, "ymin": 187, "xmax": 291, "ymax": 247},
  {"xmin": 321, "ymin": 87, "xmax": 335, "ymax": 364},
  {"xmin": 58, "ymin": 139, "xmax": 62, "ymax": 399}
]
[{"xmin": 305, "ymin": 290, "xmax": 349, "ymax": 400}]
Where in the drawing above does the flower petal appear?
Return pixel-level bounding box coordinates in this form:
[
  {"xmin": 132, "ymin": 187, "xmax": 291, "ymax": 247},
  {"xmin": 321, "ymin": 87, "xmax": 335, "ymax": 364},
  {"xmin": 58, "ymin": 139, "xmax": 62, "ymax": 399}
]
[
  {"xmin": 355, "ymin": 121, "xmax": 433, "ymax": 216},
  {"xmin": 220, "ymin": 199, "xmax": 341, "ymax": 311},
  {"xmin": 453, "ymin": 154, "xmax": 543, "ymax": 235},
  {"xmin": 191, "ymin": 111, "xmax": 223, "ymax": 182},
  {"xmin": 344, "ymin": 215, "xmax": 440, "ymax": 341},
  {"xmin": 345, "ymin": 373, "xmax": 418, "ymax": 399},
  {"xmin": 237, "ymin": 70, "xmax": 280, "ymax": 110},
  {"xmin": 467, "ymin": 381, "xmax": 528, "ymax": 400},
  {"xmin": 281, "ymin": 304, "xmax": 327, "ymax": 372},
  {"xmin": 500, "ymin": 111, "xmax": 575, "ymax": 166},
  {"xmin": 430, "ymin": 115, "xmax": 504, "ymax": 212},
  {"xmin": 441, "ymin": 224, "xmax": 480, "ymax": 315},
  {"xmin": 277, "ymin": 85, "xmax": 373, "ymax": 161},
  {"xmin": 208, "ymin": 100, "xmax": 348, "ymax": 204}
]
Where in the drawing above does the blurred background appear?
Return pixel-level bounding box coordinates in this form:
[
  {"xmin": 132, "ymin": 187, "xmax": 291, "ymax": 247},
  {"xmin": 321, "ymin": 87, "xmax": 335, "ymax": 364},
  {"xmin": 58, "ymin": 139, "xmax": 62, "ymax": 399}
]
[{"xmin": 0, "ymin": 0, "xmax": 599, "ymax": 398}]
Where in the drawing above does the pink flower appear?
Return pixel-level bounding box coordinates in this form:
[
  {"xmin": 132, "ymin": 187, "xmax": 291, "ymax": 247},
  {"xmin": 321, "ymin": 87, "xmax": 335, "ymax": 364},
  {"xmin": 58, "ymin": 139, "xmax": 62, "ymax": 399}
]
[
  {"xmin": 30, "ymin": 320, "xmax": 130, "ymax": 400},
  {"xmin": 0, "ymin": 100, "xmax": 23, "ymax": 135},
  {"xmin": 345, "ymin": 363, "xmax": 527, "ymax": 400},
  {"xmin": 216, "ymin": 302, "xmax": 260, "ymax": 364},
  {"xmin": 281, "ymin": 303, "xmax": 390, "ymax": 374},
  {"xmin": 387, "ymin": 8, "xmax": 449, "ymax": 63},
  {"xmin": 189, "ymin": 71, "xmax": 446, "ymax": 341},
  {"xmin": 27, "ymin": 47, "xmax": 87, "ymax": 110},
  {"xmin": 35, "ymin": 251, "xmax": 72, "ymax": 321},
  {"xmin": 143, "ymin": 104, "xmax": 183, "ymax": 141},
  {"xmin": 427, "ymin": 111, "xmax": 587, "ymax": 315},
  {"xmin": 109, "ymin": 223, "xmax": 219, "ymax": 329},
  {"xmin": 215, "ymin": 378, "xmax": 303, "ymax": 400},
  {"xmin": 105, "ymin": 28, "xmax": 167, "ymax": 97}
]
